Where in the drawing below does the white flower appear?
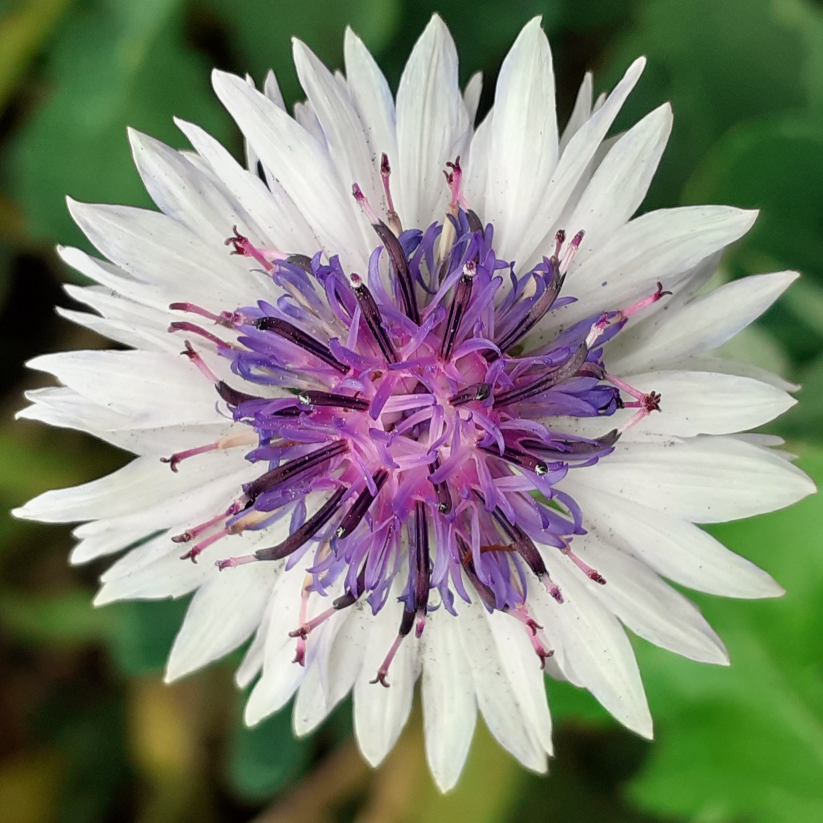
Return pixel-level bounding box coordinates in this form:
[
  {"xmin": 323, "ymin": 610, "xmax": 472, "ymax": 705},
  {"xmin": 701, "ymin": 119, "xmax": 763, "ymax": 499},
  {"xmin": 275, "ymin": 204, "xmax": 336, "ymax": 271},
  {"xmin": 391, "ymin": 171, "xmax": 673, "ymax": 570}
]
[{"xmin": 14, "ymin": 14, "xmax": 814, "ymax": 792}]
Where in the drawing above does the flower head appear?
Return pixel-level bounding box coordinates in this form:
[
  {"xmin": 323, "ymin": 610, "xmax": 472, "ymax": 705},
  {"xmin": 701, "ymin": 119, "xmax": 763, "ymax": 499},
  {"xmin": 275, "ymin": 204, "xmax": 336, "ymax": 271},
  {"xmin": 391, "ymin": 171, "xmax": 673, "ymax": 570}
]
[{"xmin": 15, "ymin": 15, "xmax": 814, "ymax": 791}]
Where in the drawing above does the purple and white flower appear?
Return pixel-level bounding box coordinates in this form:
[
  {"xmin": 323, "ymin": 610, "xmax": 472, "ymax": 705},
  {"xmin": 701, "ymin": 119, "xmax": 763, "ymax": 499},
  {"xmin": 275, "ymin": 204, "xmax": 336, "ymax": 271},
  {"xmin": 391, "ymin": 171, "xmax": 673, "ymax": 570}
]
[{"xmin": 15, "ymin": 15, "xmax": 814, "ymax": 791}]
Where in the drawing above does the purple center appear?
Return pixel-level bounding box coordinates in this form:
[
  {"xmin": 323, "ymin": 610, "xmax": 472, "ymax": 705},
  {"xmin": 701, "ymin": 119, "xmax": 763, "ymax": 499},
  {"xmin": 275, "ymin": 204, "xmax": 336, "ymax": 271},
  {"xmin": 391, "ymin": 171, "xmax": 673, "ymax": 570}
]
[{"xmin": 166, "ymin": 159, "xmax": 666, "ymax": 684}]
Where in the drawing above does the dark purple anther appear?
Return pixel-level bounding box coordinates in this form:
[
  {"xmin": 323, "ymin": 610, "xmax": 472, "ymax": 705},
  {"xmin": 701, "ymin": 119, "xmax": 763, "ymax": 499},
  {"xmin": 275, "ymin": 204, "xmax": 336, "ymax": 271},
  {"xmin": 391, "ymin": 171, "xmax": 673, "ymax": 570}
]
[
  {"xmin": 244, "ymin": 441, "xmax": 348, "ymax": 503},
  {"xmin": 466, "ymin": 210, "xmax": 484, "ymax": 234},
  {"xmin": 351, "ymin": 277, "xmax": 398, "ymax": 364},
  {"xmin": 330, "ymin": 562, "xmax": 368, "ymax": 611},
  {"xmin": 493, "ymin": 342, "xmax": 589, "ymax": 408},
  {"xmin": 494, "ymin": 269, "xmax": 565, "ymax": 356},
  {"xmin": 428, "ymin": 457, "xmax": 453, "ymax": 514},
  {"xmin": 440, "ymin": 261, "xmax": 476, "ymax": 360},
  {"xmin": 285, "ymin": 254, "xmax": 314, "ymax": 274},
  {"xmin": 371, "ymin": 221, "xmax": 420, "ymax": 325},
  {"xmin": 410, "ymin": 500, "xmax": 431, "ymax": 637},
  {"xmin": 448, "ymin": 382, "xmax": 492, "ymax": 407},
  {"xmin": 335, "ymin": 469, "xmax": 389, "ymax": 540},
  {"xmin": 520, "ymin": 429, "xmax": 620, "ymax": 458},
  {"xmin": 216, "ymin": 381, "xmax": 260, "ymax": 407},
  {"xmin": 479, "ymin": 444, "xmax": 549, "ymax": 476},
  {"xmin": 297, "ymin": 390, "xmax": 370, "ymax": 412},
  {"xmin": 488, "ymin": 503, "xmax": 563, "ymax": 602},
  {"xmin": 255, "ymin": 316, "xmax": 350, "ymax": 374},
  {"xmin": 252, "ymin": 488, "xmax": 346, "ymax": 562}
]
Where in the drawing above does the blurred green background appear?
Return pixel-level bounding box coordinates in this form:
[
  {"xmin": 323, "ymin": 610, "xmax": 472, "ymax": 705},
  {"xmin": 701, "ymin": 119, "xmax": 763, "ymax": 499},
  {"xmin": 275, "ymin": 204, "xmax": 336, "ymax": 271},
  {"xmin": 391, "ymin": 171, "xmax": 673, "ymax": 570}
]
[{"xmin": 1, "ymin": 0, "xmax": 823, "ymax": 821}]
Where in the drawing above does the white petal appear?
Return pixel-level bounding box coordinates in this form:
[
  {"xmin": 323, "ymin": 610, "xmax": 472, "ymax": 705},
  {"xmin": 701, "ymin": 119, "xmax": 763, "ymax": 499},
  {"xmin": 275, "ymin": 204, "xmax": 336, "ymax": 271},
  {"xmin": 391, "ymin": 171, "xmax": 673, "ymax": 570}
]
[
  {"xmin": 463, "ymin": 111, "xmax": 492, "ymax": 213},
  {"xmin": 533, "ymin": 206, "xmax": 758, "ymax": 344},
  {"xmin": 673, "ymin": 355, "xmax": 798, "ymax": 393},
  {"xmin": 292, "ymin": 606, "xmax": 359, "ymax": 736},
  {"xmin": 293, "ymin": 38, "xmax": 381, "ymax": 244},
  {"xmin": 566, "ymin": 103, "xmax": 672, "ymax": 254},
  {"xmin": 57, "ymin": 246, "xmax": 171, "ymax": 313},
  {"xmin": 344, "ymin": 28, "xmax": 397, "ymax": 171},
  {"xmin": 565, "ymin": 482, "xmax": 785, "ymax": 598},
  {"xmin": 64, "ymin": 283, "xmax": 171, "ymax": 338},
  {"xmin": 14, "ymin": 447, "xmax": 245, "ymax": 523},
  {"xmin": 559, "ymin": 72, "xmax": 592, "ymax": 153},
  {"xmin": 570, "ymin": 533, "xmax": 729, "ymax": 665},
  {"xmin": 26, "ymin": 350, "xmax": 226, "ymax": 428},
  {"xmin": 128, "ymin": 129, "xmax": 259, "ymax": 244},
  {"xmin": 175, "ymin": 118, "xmax": 319, "ymax": 254},
  {"xmin": 263, "ymin": 69, "xmax": 285, "ymax": 108},
  {"xmin": 244, "ymin": 568, "xmax": 311, "ymax": 725},
  {"xmin": 567, "ymin": 436, "xmax": 815, "ymax": 523},
  {"xmin": 518, "ymin": 56, "xmax": 646, "ymax": 268},
  {"xmin": 484, "ymin": 17, "xmax": 558, "ymax": 262},
  {"xmin": 67, "ymin": 199, "xmax": 269, "ymax": 309},
  {"xmin": 484, "ymin": 608, "xmax": 553, "ymax": 755},
  {"xmin": 353, "ymin": 597, "xmax": 418, "ymax": 767},
  {"xmin": 462, "ymin": 71, "xmax": 483, "ymax": 126},
  {"xmin": 19, "ymin": 386, "xmax": 235, "ymax": 457},
  {"xmin": 56, "ymin": 307, "xmax": 173, "ymax": 353},
  {"xmin": 165, "ymin": 563, "xmax": 276, "ymax": 682},
  {"xmin": 395, "ymin": 15, "xmax": 468, "ymax": 229},
  {"xmin": 420, "ymin": 609, "xmax": 477, "ymax": 792},
  {"xmin": 611, "ymin": 271, "xmax": 799, "ymax": 373},
  {"xmin": 456, "ymin": 600, "xmax": 547, "ymax": 772},
  {"xmin": 531, "ymin": 562, "xmax": 653, "ymax": 738},
  {"xmin": 558, "ymin": 370, "xmax": 795, "ymax": 438},
  {"xmin": 211, "ymin": 70, "xmax": 368, "ymax": 270}
]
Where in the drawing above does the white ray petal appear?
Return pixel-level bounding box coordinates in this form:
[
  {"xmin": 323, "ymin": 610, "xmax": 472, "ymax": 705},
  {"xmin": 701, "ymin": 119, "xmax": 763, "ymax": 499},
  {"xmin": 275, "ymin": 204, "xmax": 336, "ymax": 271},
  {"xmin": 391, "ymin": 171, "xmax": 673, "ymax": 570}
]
[
  {"xmin": 344, "ymin": 28, "xmax": 397, "ymax": 171},
  {"xmin": 532, "ymin": 561, "xmax": 653, "ymax": 738},
  {"xmin": 557, "ymin": 370, "xmax": 794, "ymax": 438},
  {"xmin": 484, "ymin": 17, "xmax": 558, "ymax": 262},
  {"xmin": 457, "ymin": 600, "xmax": 547, "ymax": 772},
  {"xmin": 67, "ymin": 199, "xmax": 271, "ymax": 309},
  {"xmin": 395, "ymin": 14, "xmax": 468, "ymax": 229},
  {"xmin": 244, "ymin": 568, "xmax": 313, "ymax": 725},
  {"xmin": 293, "ymin": 38, "xmax": 381, "ymax": 241},
  {"xmin": 462, "ymin": 71, "xmax": 483, "ymax": 126},
  {"xmin": 175, "ymin": 118, "xmax": 320, "ymax": 254},
  {"xmin": 19, "ymin": 386, "xmax": 237, "ymax": 457},
  {"xmin": 559, "ymin": 72, "xmax": 592, "ymax": 153},
  {"xmin": 566, "ymin": 103, "xmax": 672, "ymax": 254},
  {"xmin": 57, "ymin": 246, "xmax": 173, "ymax": 313},
  {"xmin": 518, "ymin": 56, "xmax": 646, "ymax": 269},
  {"xmin": 568, "ymin": 436, "xmax": 815, "ymax": 524},
  {"xmin": 353, "ymin": 597, "xmax": 418, "ymax": 767},
  {"xmin": 529, "ymin": 206, "xmax": 758, "ymax": 347},
  {"xmin": 463, "ymin": 111, "xmax": 492, "ymax": 213},
  {"xmin": 569, "ymin": 533, "xmax": 729, "ymax": 665},
  {"xmin": 128, "ymin": 129, "xmax": 261, "ymax": 244},
  {"xmin": 165, "ymin": 563, "xmax": 276, "ymax": 682},
  {"xmin": 611, "ymin": 271, "xmax": 799, "ymax": 373},
  {"xmin": 211, "ymin": 70, "xmax": 369, "ymax": 270},
  {"xmin": 14, "ymin": 447, "xmax": 247, "ymax": 523},
  {"xmin": 565, "ymin": 482, "xmax": 785, "ymax": 598},
  {"xmin": 421, "ymin": 609, "xmax": 477, "ymax": 793},
  {"xmin": 26, "ymin": 349, "xmax": 227, "ymax": 428}
]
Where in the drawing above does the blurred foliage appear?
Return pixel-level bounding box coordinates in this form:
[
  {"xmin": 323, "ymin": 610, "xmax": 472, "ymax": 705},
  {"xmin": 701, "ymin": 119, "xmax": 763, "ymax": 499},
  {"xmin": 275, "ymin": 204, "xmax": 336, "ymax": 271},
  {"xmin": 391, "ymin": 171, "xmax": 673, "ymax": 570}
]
[{"xmin": 0, "ymin": 0, "xmax": 822, "ymax": 822}]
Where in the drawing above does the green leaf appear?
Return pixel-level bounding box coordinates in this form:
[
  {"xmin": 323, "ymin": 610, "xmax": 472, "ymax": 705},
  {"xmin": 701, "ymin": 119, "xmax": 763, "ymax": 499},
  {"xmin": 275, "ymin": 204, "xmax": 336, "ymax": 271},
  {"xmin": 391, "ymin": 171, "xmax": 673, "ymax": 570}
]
[
  {"xmin": 603, "ymin": 0, "xmax": 814, "ymax": 212},
  {"xmin": 9, "ymin": 0, "xmax": 231, "ymax": 248},
  {"xmin": 205, "ymin": 0, "xmax": 400, "ymax": 104},
  {"xmin": 0, "ymin": 0, "xmax": 72, "ymax": 112},
  {"xmin": 629, "ymin": 449, "xmax": 823, "ymax": 823},
  {"xmin": 106, "ymin": 597, "xmax": 191, "ymax": 677},
  {"xmin": 226, "ymin": 700, "xmax": 312, "ymax": 801},
  {"xmin": 683, "ymin": 115, "xmax": 823, "ymax": 363}
]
